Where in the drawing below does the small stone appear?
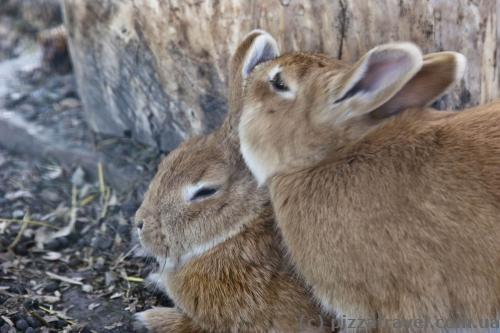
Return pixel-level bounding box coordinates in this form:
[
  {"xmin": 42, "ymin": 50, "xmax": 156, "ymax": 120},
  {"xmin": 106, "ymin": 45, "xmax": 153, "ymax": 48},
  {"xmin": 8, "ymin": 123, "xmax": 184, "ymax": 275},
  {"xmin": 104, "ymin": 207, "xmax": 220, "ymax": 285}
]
[
  {"xmin": 15, "ymin": 319, "xmax": 29, "ymax": 331},
  {"xmin": 12, "ymin": 210, "xmax": 25, "ymax": 219},
  {"xmin": 40, "ymin": 189, "xmax": 59, "ymax": 202},
  {"xmin": 23, "ymin": 299, "xmax": 39, "ymax": 309},
  {"xmin": 105, "ymin": 271, "xmax": 116, "ymax": 286},
  {"xmin": 25, "ymin": 316, "xmax": 38, "ymax": 328},
  {"xmin": 77, "ymin": 237, "xmax": 88, "ymax": 247},
  {"xmin": 45, "ymin": 237, "xmax": 69, "ymax": 251},
  {"xmin": 80, "ymin": 326, "xmax": 92, "ymax": 333},
  {"xmin": 25, "ymin": 327, "xmax": 35, "ymax": 333},
  {"xmin": 95, "ymin": 257, "xmax": 106, "ymax": 272},
  {"xmin": 93, "ymin": 236, "xmax": 113, "ymax": 251},
  {"xmin": 0, "ymin": 324, "xmax": 10, "ymax": 333},
  {"xmin": 9, "ymin": 284, "xmax": 27, "ymax": 294},
  {"xmin": 56, "ymin": 265, "xmax": 68, "ymax": 274},
  {"xmin": 68, "ymin": 257, "xmax": 82, "ymax": 268},
  {"xmin": 52, "ymin": 320, "xmax": 67, "ymax": 329},
  {"xmin": 13, "ymin": 242, "xmax": 29, "ymax": 256},
  {"xmin": 58, "ymin": 237, "xmax": 69, "ymax": 248},
  {"xmin": 82, "ymin": 284, "xmax": 93, "ymax": 293},
  {"xmin": 43, "ymin": 281, "xmax": 59, "ymax": 293},
  {"xmin": 45, "ymin": 239, "xmax": 62, "ymax": 251}
]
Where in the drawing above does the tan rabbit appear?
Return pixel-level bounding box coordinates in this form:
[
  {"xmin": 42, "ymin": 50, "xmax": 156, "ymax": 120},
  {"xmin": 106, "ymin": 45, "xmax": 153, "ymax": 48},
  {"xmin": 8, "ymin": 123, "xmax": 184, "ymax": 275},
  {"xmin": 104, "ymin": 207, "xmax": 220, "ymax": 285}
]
[
  {"xmin": 238, "ymin": 31, "xmax": 500, "ymax": 332},
  {"xmin": 134, "ymin": 30, "xmax": 332, "ymax": 333}
]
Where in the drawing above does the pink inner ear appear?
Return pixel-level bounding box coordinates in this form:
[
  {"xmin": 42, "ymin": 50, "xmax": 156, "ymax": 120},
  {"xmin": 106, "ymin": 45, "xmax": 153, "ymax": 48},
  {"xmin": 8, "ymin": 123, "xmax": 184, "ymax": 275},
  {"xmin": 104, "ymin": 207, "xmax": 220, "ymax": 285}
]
[
  {"xmin": 336, "ymin": 52, "xmax": 415, "ymax": 104},
  {"xmin": 242, "ymin": 34, "xmax": 279, "ymax": 78},
  {"xmin": 359, "ymin": 54, "xmax": 413, "ymax": 93}
]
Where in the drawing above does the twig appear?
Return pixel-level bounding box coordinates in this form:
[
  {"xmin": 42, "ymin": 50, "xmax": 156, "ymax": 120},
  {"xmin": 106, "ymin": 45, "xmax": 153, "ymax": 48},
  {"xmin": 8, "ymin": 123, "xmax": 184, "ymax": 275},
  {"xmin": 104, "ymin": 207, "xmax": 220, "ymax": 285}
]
[
  {"xmin": 97, "ymin": 161, "xmax": 111, "ymax": 219},
  {"xmin": 80, "ymin": 193, "xmax": 96, "ymax": 206},
  {"xmin": 46, "ymin": 271, "xmax": 83, "ymax": 286},
  {"xmin": 34, "ymin": 187, "xmax": 78, "ymax": 247},
  {"xmin": 38, "ymin": 305, "xmax": 76, "ymax": 325},
  {"xmin": 119, "ymin": 270, "xmax": 132, "ymax": 298},
  {"xmin": 98, "ymin": 161, "xmax": 105, "ymax": 194},
  {"xmin": 112, "ymin": 244, "xmax": 139, "ymax": 269},
  {"xmin": 100, "ymin": 187, "xmax": 111, "ymax": 219},
  {"xmin": 28, "ymin": 310, "xmax": 48, "ymax": 327},
  {"xmin": 125, "ymin": 276, "xmax": 144, "ymax": 283},
  {"xmin": 0, "ymin": 218, "xmax": 58, "ymax": 229},
  {"xmin": 69, "ymin": 185, "xmax": 78, "ymax": 225},
  {"xmin": 8, "ymin": 212, "xmax": 30, "ymax": 249}
]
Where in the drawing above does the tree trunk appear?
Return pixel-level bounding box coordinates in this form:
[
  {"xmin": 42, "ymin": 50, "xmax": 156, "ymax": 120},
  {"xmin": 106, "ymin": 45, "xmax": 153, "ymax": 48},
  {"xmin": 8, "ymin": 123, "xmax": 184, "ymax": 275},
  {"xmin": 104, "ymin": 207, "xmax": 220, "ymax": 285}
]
[{"xmin": 61, "ymin": 0, "xmax": 499, "ymax": 151}]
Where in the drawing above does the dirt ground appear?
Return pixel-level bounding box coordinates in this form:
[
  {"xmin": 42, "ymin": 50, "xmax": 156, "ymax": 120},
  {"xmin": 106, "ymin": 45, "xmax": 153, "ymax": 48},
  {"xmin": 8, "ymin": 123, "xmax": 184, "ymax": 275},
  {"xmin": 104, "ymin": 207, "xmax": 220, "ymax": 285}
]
[{"xmin": 0, "ymin": 2, "xmax": 171, "ymax": 332}]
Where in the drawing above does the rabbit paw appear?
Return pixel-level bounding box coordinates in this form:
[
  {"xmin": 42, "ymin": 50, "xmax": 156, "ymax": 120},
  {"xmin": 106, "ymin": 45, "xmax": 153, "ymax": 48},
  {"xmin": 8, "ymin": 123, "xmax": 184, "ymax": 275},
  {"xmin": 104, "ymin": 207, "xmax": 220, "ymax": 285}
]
[{"xmin": 134, "ymin": 307, "xmax": 203, "ymax": 333}]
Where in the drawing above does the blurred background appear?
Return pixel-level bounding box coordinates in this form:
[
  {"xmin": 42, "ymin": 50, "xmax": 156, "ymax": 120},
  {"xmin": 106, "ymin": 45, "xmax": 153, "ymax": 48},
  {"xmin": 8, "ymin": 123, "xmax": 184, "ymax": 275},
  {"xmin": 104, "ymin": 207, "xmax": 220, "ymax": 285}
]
[
  {"xmin": 0, "ymin": 1, "xmax": 168, "ymax": 333},
  {"xmin": 0, "ymin": 0, "xmax": 498, "ymax": 332}
]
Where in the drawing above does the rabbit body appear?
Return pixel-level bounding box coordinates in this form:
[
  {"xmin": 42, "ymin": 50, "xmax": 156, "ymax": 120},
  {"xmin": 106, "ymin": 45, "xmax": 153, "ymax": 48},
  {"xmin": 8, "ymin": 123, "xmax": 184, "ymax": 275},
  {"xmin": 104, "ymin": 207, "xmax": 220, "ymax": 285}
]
[
  {"xmin": 270, "ymin": 104, "xmax": 500, "ymax": 326},
  {"xmin": 237, "ymin": 31, "xmax": 500, "ymax": 331},
  {"xmin": 135, "ymin": 132, "xmax": 330, "ymax": 333},
  {"xmin": 135, "ymin": 30, "xmax": 332, "ymax": 333},
  {"xmin": 160, "ymin": 202, "xmax": 326, "ymax": 333}
]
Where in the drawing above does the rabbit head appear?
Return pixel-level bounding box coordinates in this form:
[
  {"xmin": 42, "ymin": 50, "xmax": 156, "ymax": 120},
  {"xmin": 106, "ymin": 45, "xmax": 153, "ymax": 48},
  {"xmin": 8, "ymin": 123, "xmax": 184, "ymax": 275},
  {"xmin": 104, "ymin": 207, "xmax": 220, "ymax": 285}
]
[
  {"xmin": 237, "ymin": 31, "xmax": 466, "ymax": 185},
  {"xmin": 134, "ymin": 31, "xmax": 274, "ymax": 268},
  {"xmin": 135, "ymin": 130, "xmax": 268, "ymax": 266}
]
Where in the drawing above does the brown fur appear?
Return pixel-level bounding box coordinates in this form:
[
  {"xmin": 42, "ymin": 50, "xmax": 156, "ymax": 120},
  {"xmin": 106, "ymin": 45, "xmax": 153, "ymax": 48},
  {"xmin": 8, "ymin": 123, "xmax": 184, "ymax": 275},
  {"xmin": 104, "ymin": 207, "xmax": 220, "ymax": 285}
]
[
  {"xmin": 238, "ymin": 33, "xmax": 500, "ymax": 332},
  {"xmin": 134, "ymin": 31, "xmax": 332, "ymax": 333},
  {"xmin": 137, "ymin": 308, "xmax": 204, "ymax": 333}
]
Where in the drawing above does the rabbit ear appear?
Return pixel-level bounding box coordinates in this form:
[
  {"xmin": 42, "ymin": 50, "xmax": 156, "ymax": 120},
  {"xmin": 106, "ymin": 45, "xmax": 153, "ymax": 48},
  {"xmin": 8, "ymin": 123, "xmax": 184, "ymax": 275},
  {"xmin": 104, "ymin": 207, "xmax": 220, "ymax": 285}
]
[
  {"xmin": 228, "ymin": 30, "xmax": 278, "ymax": 109},
  {"xmin": 334, "ymin": 43, "xmax": 423, "ymax": 120},
  {"xmin": 224, "ymin": 30, "xmax": 279, "ymax": 142},
  {"xmin": 371, "ymin": 52, "xmax": 466, "ymax": 118},
  {"xmin": 241, "ymin": 30, "xmax": 279, "ymax": 78}
]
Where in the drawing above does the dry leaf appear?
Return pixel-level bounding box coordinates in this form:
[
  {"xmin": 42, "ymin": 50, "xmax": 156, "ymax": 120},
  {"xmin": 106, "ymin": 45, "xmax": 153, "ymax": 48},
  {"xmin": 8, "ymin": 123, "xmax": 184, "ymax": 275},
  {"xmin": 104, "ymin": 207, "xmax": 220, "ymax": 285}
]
[
  {"xmin": 5, "ymin": 190, "xmax": 32, "ymax": 200},
  {"xmin": 109, "ymin": 292, "xmax": 122, "ymax": 299},
  {"xmin": 35, "ymin": 204, "xmax": 77, "ymax": 249},
  {"xmin": 42, "ymin": 251, "xmax": 62, "ymax": 261},
  {"xmin": 44, "ymin": 165, "xmax": 63, "ymax": 180},
  {"xmin": 41, "ymin": 294, "xmax": 61, "ymax": 304},
  {"xmin": 88, "ymin": 303, "xmax": 100, "ymax": 310}
]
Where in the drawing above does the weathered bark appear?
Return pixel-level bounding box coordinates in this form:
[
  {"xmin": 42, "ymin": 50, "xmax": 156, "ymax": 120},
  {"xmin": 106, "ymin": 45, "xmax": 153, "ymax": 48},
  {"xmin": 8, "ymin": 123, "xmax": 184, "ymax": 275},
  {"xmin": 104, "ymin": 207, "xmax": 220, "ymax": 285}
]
[{"xmin": 62, "ymin": 0, "xmax": 499, "ymax": 151}]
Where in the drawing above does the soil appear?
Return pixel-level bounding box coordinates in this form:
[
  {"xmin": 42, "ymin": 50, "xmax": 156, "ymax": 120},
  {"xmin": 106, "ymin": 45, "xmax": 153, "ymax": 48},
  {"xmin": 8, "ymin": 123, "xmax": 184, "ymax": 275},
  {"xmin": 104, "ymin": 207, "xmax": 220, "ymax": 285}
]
[{"xmin": 0, "ymin": 2, "xmax": 171, "ymax": 332}]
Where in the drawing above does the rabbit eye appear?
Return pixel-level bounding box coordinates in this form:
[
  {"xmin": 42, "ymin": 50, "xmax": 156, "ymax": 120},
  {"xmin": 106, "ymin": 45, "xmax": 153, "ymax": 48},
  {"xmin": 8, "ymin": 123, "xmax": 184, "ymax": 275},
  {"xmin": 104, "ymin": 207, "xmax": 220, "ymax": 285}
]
[
  {"xmin": 190, "ymin": 187, "xmax": 218, "ymax": 202},
  {"xmin": 270, "ymin": 72, "xmax": 289, "ymax": 92}
]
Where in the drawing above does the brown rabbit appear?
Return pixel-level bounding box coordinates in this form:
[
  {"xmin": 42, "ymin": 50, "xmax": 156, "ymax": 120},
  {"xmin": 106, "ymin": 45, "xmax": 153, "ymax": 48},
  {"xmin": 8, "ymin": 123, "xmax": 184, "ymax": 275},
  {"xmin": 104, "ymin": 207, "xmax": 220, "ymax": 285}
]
[
  {"xmin": 134, "ymin": 30, "xmax": 332, "ymax": 333},
  {"xmin": 238, "ymin": 31, "xmax": 500, "ymax": 332}
]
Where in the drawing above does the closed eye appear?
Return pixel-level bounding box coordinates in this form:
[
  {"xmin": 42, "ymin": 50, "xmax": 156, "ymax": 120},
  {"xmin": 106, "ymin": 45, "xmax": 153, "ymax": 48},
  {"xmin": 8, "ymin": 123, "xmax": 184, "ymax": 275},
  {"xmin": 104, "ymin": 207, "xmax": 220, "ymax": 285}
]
[{"xmin": 189, "ymin": 187, "xmax": 219, "ymax": 202}]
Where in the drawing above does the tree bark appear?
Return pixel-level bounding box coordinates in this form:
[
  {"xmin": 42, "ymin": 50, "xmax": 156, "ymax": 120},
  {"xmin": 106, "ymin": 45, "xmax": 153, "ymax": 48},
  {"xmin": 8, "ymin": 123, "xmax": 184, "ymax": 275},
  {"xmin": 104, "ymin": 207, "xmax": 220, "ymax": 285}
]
[{"xmin": 61, "ymin": 0, "xmax": 499, "ymax": 151}]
